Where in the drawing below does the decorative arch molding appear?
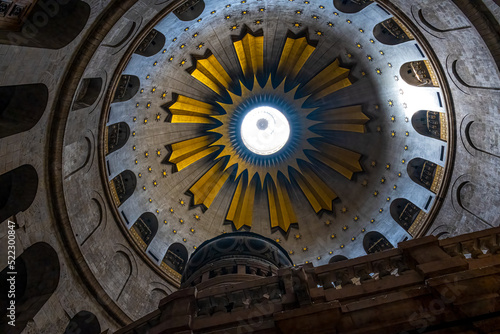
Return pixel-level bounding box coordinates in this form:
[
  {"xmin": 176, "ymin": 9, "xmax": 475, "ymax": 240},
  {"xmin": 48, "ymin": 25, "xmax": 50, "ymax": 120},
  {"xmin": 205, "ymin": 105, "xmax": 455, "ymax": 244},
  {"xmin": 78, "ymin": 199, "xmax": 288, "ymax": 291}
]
[
  {"xmin": 72, "ymin": 75, "xmax": 106, "ymax": 112},
  {"xmin": 0, "ymin": 83, "xmax": 48, "ymax": 139},
  {"xmin": 130, "ymin": 213, "xmax": 159, "ymax": 251},
  {"xmin": 63, "ymin": 311, "xmax": 101, "ymax": 334},
  {"xmin": 0, "ymin": 165, "xmax": 38, "ymax": 224},
  {"xmin": 0, "ymin": 242, "xmax": 60, "ymax": 334},
  {"xmin": 106, "ymin": 122, "xmax": 131, "ymax": 155},
  {"xmin": 457, "ymin": 180, "xmax": 498, "ymax": 227},
  {"xmin": 373, "ymin": 17, "xmax": 414, "ymax": 45},
  {"xmin": 390, "ymin": 198, "xmax": 426, "ymax": 237},
  {"xmin": 333, "ymin": 0, "xmax": 373, "ymax": 14},
  {"xmin": 363, "ymin": 231, "xmax": 394, "ymax": 255},
  {"xmin": 407, "ymin": 158, "xmax": 444, "ymax": 194},
  {"xmin": 411, "ymin": 110, "xmax": 448, "ymax": 142},
  {"xmin": 0, "ymin": 0, "xmax": 90, "ymax": 49},
  {"xmin": 400, "ymin": 60, "xmax": 439, "ymax": 87}
]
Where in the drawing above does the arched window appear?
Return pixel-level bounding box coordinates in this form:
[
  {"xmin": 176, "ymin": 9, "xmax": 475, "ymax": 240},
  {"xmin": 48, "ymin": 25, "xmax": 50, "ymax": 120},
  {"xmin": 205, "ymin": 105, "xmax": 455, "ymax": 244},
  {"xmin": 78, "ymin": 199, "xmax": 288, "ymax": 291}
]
[
  {"xmin": 0, "ymin": 242, "xmax": 59, "ymax": 334},
  {"xmin": 407, "ymin": 158, "xmax": 443, "ymax": 193},
  {"xmin": 390, "ymin": 198, "xmax": 424, "ymax": 236},
  {"xmin": 333, "ymin": 0, "xmax": 373, "ymax": 13},
  {"xmin": 0, "ymin": 1, "xmax": 90, "ymax": 49},
  {"xmin": 162, "ymin": 243, "xmax": 188, "ymax": 275},
  {"xmin": 0, "ymin": 165, "xmax": 38, "ymax": 223},
  {"xmin": 106, "ymin": 122, "xmax": 130, "ymax": 155},
  {"xmin": 363, "ymin": 232, "xmax": 393, "ymax": 254},
  {"xmin": 110, "ymin": 170, "xmax": 136, "ymax": 207},
  {"xmin": 112, "ymin": 75, "xmax": 140, "ymax": 103},
  {"xmin": 73, "ymin": 78, "xmax": 103, "ymax": 111},
  {"xmin": 173, "ymin": 0, "xmax": 205, "ymax": 21},
  {"xmin": 131, "ymin": 213, "xmax": 158, "ymax": 250},
  {"xmin": 412, "ymin": 110, "xmax": 447, "ymax": 142},
  {"xmin": 329, "ymin": 255, "xmax": 348, "ymax": 263},
  {"xmin": 0, "ymin": 84, "xmax": 48, "ymax": 139},
  {"xmin": 134, "ymin": 29, "xmax": 166, "ymax": 57},
  {"xmin": 64, "ymin": 311, "xmax": 100, "ymax": 334},
  {"xmin": 400, "ymin": 61, "xmax": 439, "ymax": 87},
  {"xmin": 373, "ymin": 18, "xmax": 413, "ymax": 45}
]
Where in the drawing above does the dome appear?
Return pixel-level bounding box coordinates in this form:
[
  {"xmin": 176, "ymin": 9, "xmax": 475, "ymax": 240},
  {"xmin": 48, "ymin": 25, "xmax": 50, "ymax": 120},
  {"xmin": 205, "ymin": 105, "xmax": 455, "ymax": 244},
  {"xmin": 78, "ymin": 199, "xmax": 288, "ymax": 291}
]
[{"xmin": 1, "ymin": 0, "xmax": 499, "ymax": 332}]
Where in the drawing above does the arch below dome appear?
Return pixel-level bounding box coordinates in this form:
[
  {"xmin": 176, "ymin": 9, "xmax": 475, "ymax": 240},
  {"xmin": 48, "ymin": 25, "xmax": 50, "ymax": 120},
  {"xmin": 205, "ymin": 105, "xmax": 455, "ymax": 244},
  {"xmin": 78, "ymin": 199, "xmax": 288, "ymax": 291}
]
[
  {"xmin": 112, "ymin": 75, "xmax": 141, "ymax": 103},
  {"xmin": 363, "ymin": 232, "xmax": 394, "ymax": 254},
  {"xmin": 0, "ymin": 165, "xmax": 38, "ymax": 224},
  {"xmin": 109, "ymin": 170, "xmax": 136, "ymax": 207},
  {"xmin": 373, "ymin": 18, "xmax": 414, "ymax": 45},
  {"xmin": 0, "ymin": 0, "xmax": 90, "ymax": 49},
  {"xmin": 390, "ymin": 198, "xmax": 425, "ymax": 236},
  {"xmin": 173, "ymin": 0, "xmax": 205, "ymax": 21},
  {"xmin": 0, "ymin": 83, "xmax": 48, "ymax": 139},
  {"xmin": 407, "ymin": 158, "xmax": 444, "ymax": 194},
  {"xmin": 400, "ymin": 61, "xmax": 439, "ymax": 87},
  {"xmin": 130, "ymin": 213, "xmax": 159, "ymax": 250},
  {"xmin": 106, "ymin": 122, "xmax": 130, "ymax": 155},
  {"xmin": 134, "ymin": 29, "xmax": 166, "ymax": 57},
  {"xmin": 162, "ymin": 243, "xmax": 188, "ymax": 275},
  {"xmin": 333, "ymin": 0, "xmax": 373, "ymax": 13},
  {"xmin": 0, "ymin": 242, "xmax": 59, "ymax": 334},
  {"xmin": 412, "ymin": 110, "xmax": 447, "ymax": 142},
  {"xmin": 329, "ymin": 255, "xmax": 348, "ymax": 263}
]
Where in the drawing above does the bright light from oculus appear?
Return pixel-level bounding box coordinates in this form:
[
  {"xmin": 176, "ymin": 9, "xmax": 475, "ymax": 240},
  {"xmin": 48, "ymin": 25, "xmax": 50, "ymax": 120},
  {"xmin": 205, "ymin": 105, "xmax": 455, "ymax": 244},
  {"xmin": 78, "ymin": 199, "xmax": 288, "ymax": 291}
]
[{"xmin": 241, "ymin": 106, "xmax": 290, "ymax": 155}]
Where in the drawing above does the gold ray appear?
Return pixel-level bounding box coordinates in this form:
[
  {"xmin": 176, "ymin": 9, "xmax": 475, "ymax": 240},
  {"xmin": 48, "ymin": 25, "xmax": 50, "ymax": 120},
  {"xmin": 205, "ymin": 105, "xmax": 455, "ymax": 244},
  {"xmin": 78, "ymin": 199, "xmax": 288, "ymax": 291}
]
[
  {"xmin": 292, "ymin": 164, "xmax": 338, "ymax": 212},
  {"xmin": 267, "ymin": 176, "xmax": 297, "ymax": 232},
  {"xmin": 189, "ymin": 51, "xmax": 233, "ymax": 96},
  {"xmin": 233, "ymin": 30, "xmax": 264, "ymax": 81},
  {"xmin": 226, "ymin": 172, "xmax": 258, "ymax": 229},
  {"xmin": 168, "ymin": 135, "xmax": 220, "ymax": 171},
  {"xmin": 189, "ymin": 158, "xmax": 232, "ymax": 208},
  {"xmin": 167, "ymin": 95, "xmax": 220, "ymax": 124},
  {"xmin": 299, "ymin": 59, "xmax": 352, "ymax": 99},
  {"xmin": 307, "ymin": 141, "xmax": 363, "ymax": 180},
  {"xmin": 311, "ymin": 105, "xmax": 369, "ymax": 133},
  {"xmin": 277, "ymin": 36, "xmax": 316, "ymax": 83}
]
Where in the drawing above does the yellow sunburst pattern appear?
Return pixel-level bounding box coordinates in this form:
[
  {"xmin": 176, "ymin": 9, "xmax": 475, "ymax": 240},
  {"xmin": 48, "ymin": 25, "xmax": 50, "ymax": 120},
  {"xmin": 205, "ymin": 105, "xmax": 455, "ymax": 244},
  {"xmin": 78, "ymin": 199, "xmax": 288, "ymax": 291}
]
[{"xmin": 164, "ymin": 29, "xmax": 369, "ymax": 232}]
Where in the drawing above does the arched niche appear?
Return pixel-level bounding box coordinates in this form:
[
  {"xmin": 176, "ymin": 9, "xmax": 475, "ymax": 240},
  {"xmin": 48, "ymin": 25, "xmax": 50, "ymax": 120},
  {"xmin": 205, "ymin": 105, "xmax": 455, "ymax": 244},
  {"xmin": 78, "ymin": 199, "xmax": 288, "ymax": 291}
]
[
  {"xmin": 0, "ymin": 242, "xmax": 60, "ymax": 334},
  {"xmin": 390, "ymin": 198, "xmax": 424, "ymax": 236},
  {"xmin": 373, "ymin": 18, "xmax": 413, "ymax": 45},
  {"xmin": 134, "ymin": 29, "xmax": 166, "ymax": 57},
  {"xmin": 465, "ymin": 120, "xmax": 500, "ymax": 158},
  {"xmin": 72, "ymin": 78, "xmax": 103, "ymax": 111},
  {"xmin": 407, "ymin": 158, "xmax": 443, "ymax": 194},
  {"xmin": 400, "ymin": 61, "xmax": 439, "ymax": 87},
  {"xmin": 0, "ymin": 165, "xmax": 38, "ymax": 223},
  {"xmin": 106, "ymin": 122, "xmax": 130, "ymax": 155},
  {"xmin": 162, "ymin": 243, "xmax": 188, "ymax": 275},
  {"xmin": 0, "ymin": 83, "xmax": 48, "ymax": 139},
  {"xmin": 131, "ymin": 213, "xmax": 158, "ymax": 250},
  {"xmin": 458, "ymin": 181, "xmax": 500, "ymax": 225},
  {"xmin": 412, "ymin": 110, "xmax": 447, "ymax": 142},
  {"xmin": 333, "ymin": 0, "xmax": 373, "ymax": 13},
  {"xmin": 112, "ymin": 75, "xmax": 140, "ymax": 103},
  {"xmin": 329, "ymin": 255, "xmax": 348, "ymax": 263},
  {"xmin": 363, "ymin": 232, "xmax": 394, "ymax": 254},
  {"xmin": 173, "ymin": 0, "xmax": 205, "ymax": 21},
  {"xmin": 0, "ymin": 1, "xmax": 90, "ymax": 49},
  {"xmin": 110, "ymin": 170, "xmax": 136, "ymax": 207},
  {"xmin": 64, "ymin": 311, "xmax": 100, "ymax": 334}
]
